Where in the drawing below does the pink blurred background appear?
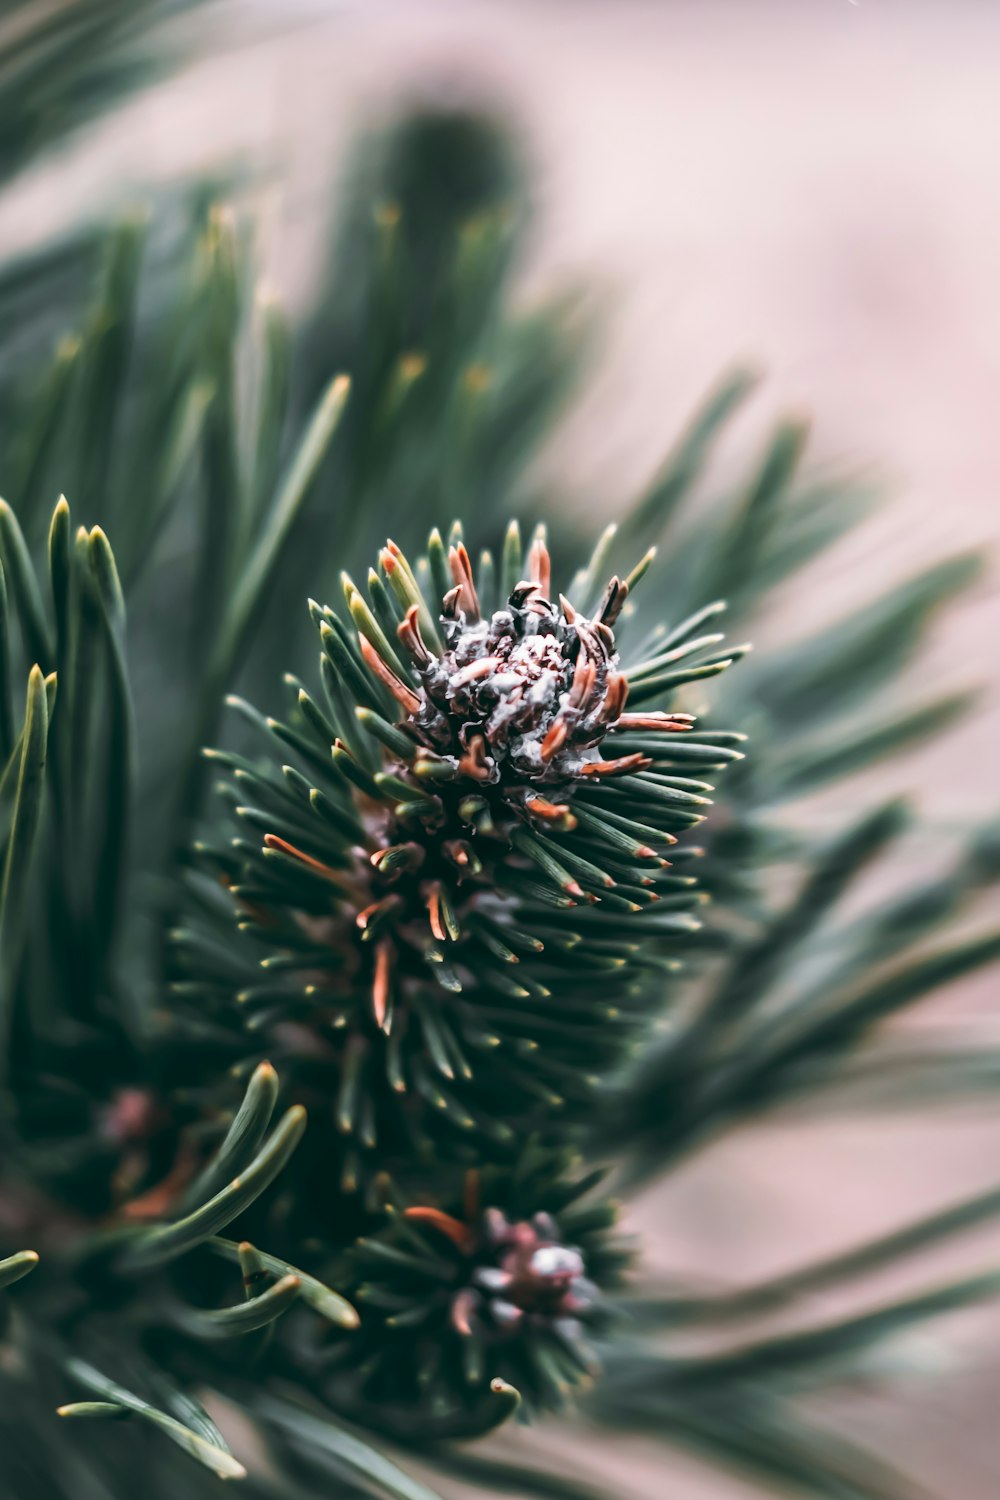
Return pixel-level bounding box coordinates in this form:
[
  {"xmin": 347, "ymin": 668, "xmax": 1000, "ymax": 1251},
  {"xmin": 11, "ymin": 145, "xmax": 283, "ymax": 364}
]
[{"xmin": 7, "ymin": 2, "xmax": 998, "ymax": 1494}]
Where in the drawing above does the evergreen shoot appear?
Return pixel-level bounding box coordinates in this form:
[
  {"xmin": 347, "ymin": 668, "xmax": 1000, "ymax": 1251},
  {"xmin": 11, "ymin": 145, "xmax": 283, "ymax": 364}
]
[{"xmin": 0, "ymin": 15, "xmax": 998, "ymax": 1500}]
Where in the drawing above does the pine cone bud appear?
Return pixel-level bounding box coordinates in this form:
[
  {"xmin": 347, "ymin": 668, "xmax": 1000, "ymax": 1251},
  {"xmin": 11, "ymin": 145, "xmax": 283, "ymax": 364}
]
[
  {"xmin": 323, "ymin": 1163, "xmax": 625, "ymax": 1430},
  {"xmin": 178, "ymin": 520, "xmax": 745, "ymax": 1192}
]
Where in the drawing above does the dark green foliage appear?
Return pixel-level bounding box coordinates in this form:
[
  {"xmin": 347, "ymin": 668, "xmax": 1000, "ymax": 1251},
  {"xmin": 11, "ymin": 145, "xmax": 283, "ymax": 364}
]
[
  {"xmin": 0, "ymin": 0, "xmax": 197, "ymax": 193},
  {"xmin": 611, "ymin": 804, "xmax": 1000, "ymax": 1176},
  {"xmin": 0, "ymin": 0, "xmax": 209, "ymax": 436},
  {"xmin": 175, "ymin": 521, "xmax": 735, "ymax": 1193},
  {"xmin": 57, "ymin": 1360, "xmax": 248, "ymax": 1481},
  {"xmin": 593, "ymin": 371, "xmax": 1000, "ymax": 1188},
  {"xmin": 298, "ymin": 107, "xmax": 573, "ymax": 538},
  {"xmin": 0, "ymin": 22, "xmax": 997, "ymax": 1500}
]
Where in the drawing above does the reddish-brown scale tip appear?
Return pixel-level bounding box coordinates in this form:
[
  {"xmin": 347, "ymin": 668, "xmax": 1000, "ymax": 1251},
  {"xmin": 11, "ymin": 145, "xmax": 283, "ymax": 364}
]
[
  {"xmin": 458, "ymin": 733, "xmax": 491, "ymax": 782},
  {"xmin": 359, "ymin": 634, "xmax": 422, "ymax": 715},
  {"xmin": 577, "ymin": 752, "xmax": 651, "ymax": 778},
  {"xmin": 372, "ymin": 941, "xmax": 392, "ymax": 1031},
  {"xmin": 264, "ymin": 833, "xmax": 342, "ymax": 883},
  {"xmin": 404, "ymin": 1205, "xmax": 476, "ymax": 1252},
  {"xmin": 450, "ymin": 1289, "xmax": 476, "ymax": 1337},
  {"xmin": 540, "ymin": 719, "xmax": 568, "ymax": 762},
  {"xmin": 528, "ymin": 536, "xmax": 552, "ymax": 595},
  {"xmin": 427, "ymin": 886, "xmax": 447, "ymax": 943},
  {"xmin": 448, "ymin": 541, "xmax": 480, "ymax": 618},
  {"xmin": 442, "ymin": 584, "xmax": 463, "ymax": 617}
]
